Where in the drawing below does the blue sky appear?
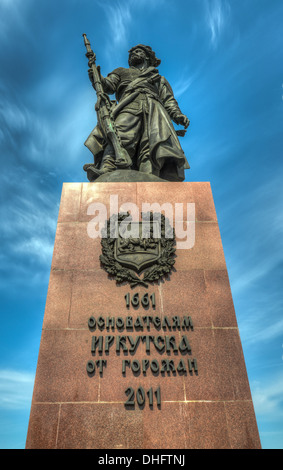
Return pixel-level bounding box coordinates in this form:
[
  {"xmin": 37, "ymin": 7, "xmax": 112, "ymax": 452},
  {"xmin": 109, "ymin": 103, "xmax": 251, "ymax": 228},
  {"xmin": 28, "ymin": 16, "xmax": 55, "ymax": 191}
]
[{"xmin": 0, "ymin": 0, "xmax": 282, "ymax": 449}]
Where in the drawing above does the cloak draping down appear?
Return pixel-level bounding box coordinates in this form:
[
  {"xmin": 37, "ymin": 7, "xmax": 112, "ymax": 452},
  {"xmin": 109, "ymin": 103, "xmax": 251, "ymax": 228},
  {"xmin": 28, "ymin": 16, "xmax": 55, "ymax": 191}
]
[{"xmin": 84, "ymin": 66, "xmax": 190, "ymax": 181}]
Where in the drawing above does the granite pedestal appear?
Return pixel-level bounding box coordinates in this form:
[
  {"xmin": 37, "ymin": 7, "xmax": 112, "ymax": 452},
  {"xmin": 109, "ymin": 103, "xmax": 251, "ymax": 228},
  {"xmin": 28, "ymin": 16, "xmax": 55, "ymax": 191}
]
[{"xmin": 26, "ymin": 182, "xmax": 261, "ymax": 449}]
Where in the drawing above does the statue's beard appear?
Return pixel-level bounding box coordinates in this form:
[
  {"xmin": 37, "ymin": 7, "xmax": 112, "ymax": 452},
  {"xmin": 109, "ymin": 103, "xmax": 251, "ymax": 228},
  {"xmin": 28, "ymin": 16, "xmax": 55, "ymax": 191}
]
[{"xmin": 129, "ymin": 54, "xmax": 144, "ymax": 66}]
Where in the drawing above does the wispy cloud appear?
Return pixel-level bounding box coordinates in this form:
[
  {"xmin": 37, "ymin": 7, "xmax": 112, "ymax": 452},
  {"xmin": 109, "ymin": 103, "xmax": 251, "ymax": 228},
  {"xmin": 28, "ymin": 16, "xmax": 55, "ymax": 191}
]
[
  {"xmin": 241, "ymin": 313, "xmax": 283, "ymax": 346},
  {"xmin": 0, "ymin": 192, "xmax": 58, "ymax": 269},
  {"xmin": 98, "ymin": 0, "xmax": 166, "ymax": 62},
  {"xmin": 173, "ymin": 59, "xmax": 207, "ymax": 99},
  {"xmin": 97, "ymin": 0, "xmax": 132, "ymax": 58},
  {"xmin": 107, "ymin": 2, "xmax": 132, "ymax": 46},
  {"xmin": 174, "ymin": 76, "xmax": 194, "ymax": 100},
  {"xmin": 102, "ymin": 0, "xmax": 165, "ymax": 44},
  {"xmin": 218, "ymin": 171, "xmax": 283, "ymax": 351},
  {"xmin": 0, "ymin": 370, "xmax": 34, "ymax": 410},
  {"xmin": 205, "ymin": 0, "xmax": 231, "ymax": 47},
  {"xmin": 0, "ymin": 86, "xmax": 52, "ymax": 168},
  {"xmin": 252, "ymin": 373, "xmax": 283, "ymax": 419},
  {"xmin": 0, "ymin": 0, "xmax": 32, "ymax": 41},
  {"xmin": 0, "ymin": 164, "xmax": 59, "ymax": 290}
]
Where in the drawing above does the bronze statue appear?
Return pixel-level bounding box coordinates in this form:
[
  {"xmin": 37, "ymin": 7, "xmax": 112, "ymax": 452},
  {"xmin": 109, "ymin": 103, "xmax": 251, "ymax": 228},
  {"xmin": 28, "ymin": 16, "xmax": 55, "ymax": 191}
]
[{"xmin": 83, "ymin": 35, "xmax": 190, "ymax": 182}]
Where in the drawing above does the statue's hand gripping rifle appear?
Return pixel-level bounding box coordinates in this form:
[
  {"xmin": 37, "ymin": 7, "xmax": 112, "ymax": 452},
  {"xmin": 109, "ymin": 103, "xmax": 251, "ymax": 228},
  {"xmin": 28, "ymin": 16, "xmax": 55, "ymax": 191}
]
[{"xmin": 82, "ymin": 34, "xmax": 132, "ymax": 168}]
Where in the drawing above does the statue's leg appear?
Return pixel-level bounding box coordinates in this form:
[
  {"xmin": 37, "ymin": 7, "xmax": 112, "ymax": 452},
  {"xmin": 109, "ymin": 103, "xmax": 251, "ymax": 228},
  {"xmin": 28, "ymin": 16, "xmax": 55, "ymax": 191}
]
[
  {"xmin": 99, "ymin": 144, "xmax": 117, "ymax": 172},
  {"xmin": 93, "ymin": 111, "xmax": 142, "ymax": 175},
  {"xmin": 137, "ymin": 113, "xmax": 159, "ymax": 176},
  {"xmin": 114, "ymin": 112, "xmax": 142, "ymax": 163},
  {"xmin": 138, "ymin": 143, "xmax": 152, "ymax": 173},
  {"xmin": 87, "ymin": 143, "xmax": 116, "ymax": 177}
]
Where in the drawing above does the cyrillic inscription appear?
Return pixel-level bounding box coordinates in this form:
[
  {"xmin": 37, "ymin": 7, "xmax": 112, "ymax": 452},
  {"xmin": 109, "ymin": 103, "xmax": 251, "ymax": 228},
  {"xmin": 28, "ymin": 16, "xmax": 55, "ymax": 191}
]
[{"xmin": 86, "ymin": 293, "xmax": 199, "ymax": 410}]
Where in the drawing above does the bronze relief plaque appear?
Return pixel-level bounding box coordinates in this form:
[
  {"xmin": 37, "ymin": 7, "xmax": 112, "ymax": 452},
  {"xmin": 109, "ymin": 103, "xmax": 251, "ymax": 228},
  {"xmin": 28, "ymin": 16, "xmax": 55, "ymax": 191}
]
[{"xmin": 100, "ymin": 213, "xmax": 175, "ymax": 287}]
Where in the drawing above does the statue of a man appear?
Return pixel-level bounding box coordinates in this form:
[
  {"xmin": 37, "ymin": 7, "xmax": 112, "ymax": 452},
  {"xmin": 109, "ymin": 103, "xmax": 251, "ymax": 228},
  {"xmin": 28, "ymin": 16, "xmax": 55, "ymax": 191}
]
[{"xmin": 84, "ymin": 44, "xmax": 190, "ymax": 181}]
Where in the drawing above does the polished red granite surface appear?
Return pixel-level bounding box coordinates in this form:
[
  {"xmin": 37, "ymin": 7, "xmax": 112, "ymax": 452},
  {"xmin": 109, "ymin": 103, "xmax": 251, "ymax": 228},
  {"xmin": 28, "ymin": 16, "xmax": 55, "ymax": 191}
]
[{"xmin": 26, "ymin": 182, "xmax": 261, "ymax": 449}]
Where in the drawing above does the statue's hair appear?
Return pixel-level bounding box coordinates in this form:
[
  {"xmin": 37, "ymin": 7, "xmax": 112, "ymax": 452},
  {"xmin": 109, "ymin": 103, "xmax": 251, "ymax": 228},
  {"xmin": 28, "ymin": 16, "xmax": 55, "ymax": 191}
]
[{"xmin": 128, "ymin": 44, "xmax": 161, "ymax": 67}]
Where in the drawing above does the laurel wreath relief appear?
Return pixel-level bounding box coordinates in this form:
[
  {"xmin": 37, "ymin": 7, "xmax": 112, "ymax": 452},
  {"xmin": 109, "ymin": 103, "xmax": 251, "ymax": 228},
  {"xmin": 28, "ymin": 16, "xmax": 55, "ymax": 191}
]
[{"xmin": 99, "ymin": 212, "xmax": 176, "ymax": 287}]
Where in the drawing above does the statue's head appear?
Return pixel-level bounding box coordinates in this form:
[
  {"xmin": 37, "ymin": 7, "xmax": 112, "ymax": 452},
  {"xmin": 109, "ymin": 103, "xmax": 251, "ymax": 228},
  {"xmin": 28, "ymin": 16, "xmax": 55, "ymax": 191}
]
[{"xmin": 128, "ymin": 45, "xmax": 161, "ymax": 68}]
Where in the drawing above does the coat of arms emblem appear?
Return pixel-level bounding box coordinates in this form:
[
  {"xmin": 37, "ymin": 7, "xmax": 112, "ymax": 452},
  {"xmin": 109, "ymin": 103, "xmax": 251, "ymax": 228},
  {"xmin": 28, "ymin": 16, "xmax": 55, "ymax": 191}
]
[{"xmin": 100, "ymin": 212, "xmax": 176, "ymax": 287}]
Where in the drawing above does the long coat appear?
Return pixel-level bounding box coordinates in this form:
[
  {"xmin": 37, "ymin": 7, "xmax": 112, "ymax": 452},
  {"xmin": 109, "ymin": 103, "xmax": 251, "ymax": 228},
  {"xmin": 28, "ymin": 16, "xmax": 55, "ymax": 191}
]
[{"xmin": 84, "ymin": 66, "xmax": 190, "ymax": 181}]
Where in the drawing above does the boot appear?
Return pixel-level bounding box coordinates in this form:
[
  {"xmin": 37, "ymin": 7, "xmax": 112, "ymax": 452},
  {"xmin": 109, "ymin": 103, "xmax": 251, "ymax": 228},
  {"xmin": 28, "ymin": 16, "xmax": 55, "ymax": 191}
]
[{"xmin": 83, "ymin": 164, "xmax": 114, "ymax": 182}]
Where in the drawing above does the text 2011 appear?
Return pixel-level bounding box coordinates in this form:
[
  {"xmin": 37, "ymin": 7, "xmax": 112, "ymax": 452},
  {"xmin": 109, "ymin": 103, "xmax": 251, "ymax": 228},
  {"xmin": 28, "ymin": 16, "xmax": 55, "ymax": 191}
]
[{"xmin": 124, "ymin": 386, "xmax": 161, "ymax": 408}]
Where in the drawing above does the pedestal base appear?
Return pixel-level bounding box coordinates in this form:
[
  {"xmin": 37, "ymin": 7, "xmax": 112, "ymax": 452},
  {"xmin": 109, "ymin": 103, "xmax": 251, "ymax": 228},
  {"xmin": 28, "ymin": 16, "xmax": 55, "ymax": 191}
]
[{"xmin": 26, "ymin": 182, "xmax": 261, "ymax": 449}]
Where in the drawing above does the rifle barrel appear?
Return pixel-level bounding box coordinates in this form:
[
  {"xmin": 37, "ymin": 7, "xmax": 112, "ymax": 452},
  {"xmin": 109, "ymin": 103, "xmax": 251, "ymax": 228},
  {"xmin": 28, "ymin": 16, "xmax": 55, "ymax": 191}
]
[
  {"xmin": 82, "ymin": 34, "xmax": 132, "ymax": 168},
  {"xmin": 82, "ymin": 33, "xmax": 94, "ymax": 57}
]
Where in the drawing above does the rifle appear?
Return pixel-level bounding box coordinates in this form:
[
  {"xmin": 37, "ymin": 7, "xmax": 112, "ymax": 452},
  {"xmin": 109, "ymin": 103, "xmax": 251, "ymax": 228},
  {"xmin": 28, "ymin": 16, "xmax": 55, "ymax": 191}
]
[{"xmin": 82, "ymin": 33, "xmax": 132, "ymax": 168}]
